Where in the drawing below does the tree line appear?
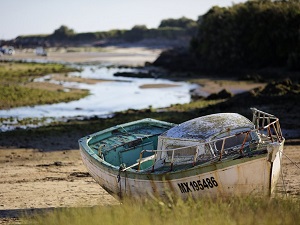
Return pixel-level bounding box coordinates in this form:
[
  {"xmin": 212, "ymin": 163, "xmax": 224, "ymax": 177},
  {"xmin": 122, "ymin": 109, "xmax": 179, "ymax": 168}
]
[{"xmin": 13, "ymin": 17, "xmax": 198, "ymax": 47}]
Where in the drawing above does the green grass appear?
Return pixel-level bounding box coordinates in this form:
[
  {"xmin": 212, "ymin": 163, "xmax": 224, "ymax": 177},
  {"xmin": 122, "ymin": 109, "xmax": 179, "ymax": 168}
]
[
  {"xmin": 0, "ymin": 62, "xmax": 77, "ymax": 82},
  {"xmin": 166, "ymin": 99, "xmax": 224, "ymax": 112},
  {"xmin": 0, "ymin": 62, "xmax": 89, "ymax": 109},
  {"xmin": 23, "ymin": 197, "xmax": 300, "ymax": 225},
  {"xmin": 0, "ymin": 85, "xmax": 88, "ymax": 109}
]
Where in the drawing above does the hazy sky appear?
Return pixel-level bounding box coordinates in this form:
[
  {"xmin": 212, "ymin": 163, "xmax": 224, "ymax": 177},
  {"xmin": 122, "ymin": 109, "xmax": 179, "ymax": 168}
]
[{"xmin": 1, "ymin": 0, "xmax": 247, "ymax": 40}]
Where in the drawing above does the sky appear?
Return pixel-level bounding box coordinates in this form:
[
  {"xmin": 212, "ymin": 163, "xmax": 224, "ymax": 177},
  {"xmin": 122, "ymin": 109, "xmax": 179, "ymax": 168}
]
[{"xmin": 0, "ymin": 0, "xmax": 247, "ymax": 40}]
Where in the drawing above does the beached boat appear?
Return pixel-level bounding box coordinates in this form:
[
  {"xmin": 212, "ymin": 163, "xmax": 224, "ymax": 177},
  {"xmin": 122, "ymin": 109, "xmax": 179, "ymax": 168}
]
[{"xmin": 78, "ymin": 108, "xmax": 284, "ymax": 199}]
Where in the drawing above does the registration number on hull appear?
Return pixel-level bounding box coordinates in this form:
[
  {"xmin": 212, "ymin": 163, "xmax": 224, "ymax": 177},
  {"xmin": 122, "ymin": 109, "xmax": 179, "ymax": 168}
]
[{"xmin": 177, "ymin": 177, "xmax": 218, "ymax": 193}]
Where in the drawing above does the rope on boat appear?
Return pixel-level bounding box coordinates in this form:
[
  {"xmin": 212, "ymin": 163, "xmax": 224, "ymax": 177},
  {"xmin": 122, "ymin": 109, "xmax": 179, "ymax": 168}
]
[
  {"xmin": 279, "ymin": 150, "xmax": 300, "ymax": 197},
  {"xmin": 279, "ymin": 153, "xmax": 288, "ymax": 197},
  {"xmin": 281, "ymin": 150, "xmax": 300, "ymax": 170},
  {"xmin": 117, "ymin": 163, "xmax": 127, "ymax": 198},
  {"xmin": 119, "ymin": 125, "xmax": 128, "ymax": 133}
]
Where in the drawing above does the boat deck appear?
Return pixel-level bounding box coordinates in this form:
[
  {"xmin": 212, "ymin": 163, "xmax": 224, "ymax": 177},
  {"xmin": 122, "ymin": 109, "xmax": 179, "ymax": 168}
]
[
  {"xmin": 89, "ymin": 126, "xmax": 169, "ymax": 153},
  {"xmin": 88, "ymin": 123, "xmax": 173, "ymax": 167}
]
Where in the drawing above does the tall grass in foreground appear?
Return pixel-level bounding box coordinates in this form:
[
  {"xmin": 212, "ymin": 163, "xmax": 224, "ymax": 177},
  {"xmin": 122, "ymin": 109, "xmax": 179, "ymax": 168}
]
[{"xmin": 24, "ymin": 196, "xmax": 299, "ymax": 225}]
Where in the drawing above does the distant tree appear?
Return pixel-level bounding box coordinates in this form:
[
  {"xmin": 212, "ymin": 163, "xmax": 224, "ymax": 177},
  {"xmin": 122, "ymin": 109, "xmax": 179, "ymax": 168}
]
[
  {"xmin": 51, "ymin": 25, "xmax": 75, "ymax": 40},
  {"xmin": 159, "ymin": 17, "xmax": 198, "ymax": 36},
  {"xmin": 123, "ymin": 25, "xmax": 148, "ymax": 42},
  {"xmin": 159, "ymin": 17, "xmax": 197, "ymax": 28},
  {"xmin": 131, "ymin": 25, "xmax": 148, "ymax": 31}
]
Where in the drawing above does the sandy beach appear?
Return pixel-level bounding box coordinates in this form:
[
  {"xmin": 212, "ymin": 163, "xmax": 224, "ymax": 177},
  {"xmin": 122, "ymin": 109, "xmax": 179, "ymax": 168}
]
[
  {"xmin": 1, "ymin": 47, "xmax": 163, "ymax": 66},
  {"xmin": 0, "ymin": 148, "xmax": 119, "ymax": 211},
  {"xmin": 0, "ymin": 47, "xmax": 299, "ymax": 224}
]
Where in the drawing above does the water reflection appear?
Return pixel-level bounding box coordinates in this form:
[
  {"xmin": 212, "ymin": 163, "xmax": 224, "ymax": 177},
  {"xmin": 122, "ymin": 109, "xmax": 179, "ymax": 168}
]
[{"xmin": 0, "ymin": 65, "xmax": 197, "ymax": 131}]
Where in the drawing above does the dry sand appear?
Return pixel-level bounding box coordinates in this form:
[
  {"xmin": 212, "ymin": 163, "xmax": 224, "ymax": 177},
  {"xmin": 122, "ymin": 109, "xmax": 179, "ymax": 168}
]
[
  {"xmin": 275, "ymin": 143, "xmax": 300, "ymax": 197},
  {"xmin": 0, "ymin": 148, "xmax": 118, "ymax": 210},
  {"xmin": 0, "ymin": 148, "xmax": 119, "ymax": 224}
]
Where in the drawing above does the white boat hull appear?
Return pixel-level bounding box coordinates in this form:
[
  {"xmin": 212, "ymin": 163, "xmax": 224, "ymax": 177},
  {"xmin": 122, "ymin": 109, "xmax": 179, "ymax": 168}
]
[
  {"xmin": 80, "ymin": 141, "xmax": 284, "ymax": 199},
  {"xmin": 79, "ymin": 109, "xmax": 285, "ymax": 199}
]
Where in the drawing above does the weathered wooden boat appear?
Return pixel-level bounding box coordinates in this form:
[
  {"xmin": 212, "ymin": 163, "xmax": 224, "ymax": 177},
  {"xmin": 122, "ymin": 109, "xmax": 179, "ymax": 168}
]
[{"xmin": 78, "ymin": 108, "xmax": 285, "ymax": 199}]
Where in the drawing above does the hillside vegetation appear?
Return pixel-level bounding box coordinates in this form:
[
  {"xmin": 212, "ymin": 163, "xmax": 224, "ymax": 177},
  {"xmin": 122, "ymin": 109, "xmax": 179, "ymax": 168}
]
[
  {"xmin": 155, "ymin": 0, "xmax": 300, "ymax": 77},
  {"xmin": 191, "ymin": 0, "xmax": 300, "ymax": 72}
]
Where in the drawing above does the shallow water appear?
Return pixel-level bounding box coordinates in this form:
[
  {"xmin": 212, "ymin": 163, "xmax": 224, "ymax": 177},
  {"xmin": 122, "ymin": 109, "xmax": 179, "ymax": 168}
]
[{"xmin": 0, "ymin": 65, "xmax": 197, "ymax": 131}]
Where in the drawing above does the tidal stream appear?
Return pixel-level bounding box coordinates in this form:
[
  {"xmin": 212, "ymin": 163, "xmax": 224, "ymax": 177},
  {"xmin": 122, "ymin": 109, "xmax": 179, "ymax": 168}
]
[{"xmin": 0, "ymin": 64, "xmax": 197, "ymax": 131}]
